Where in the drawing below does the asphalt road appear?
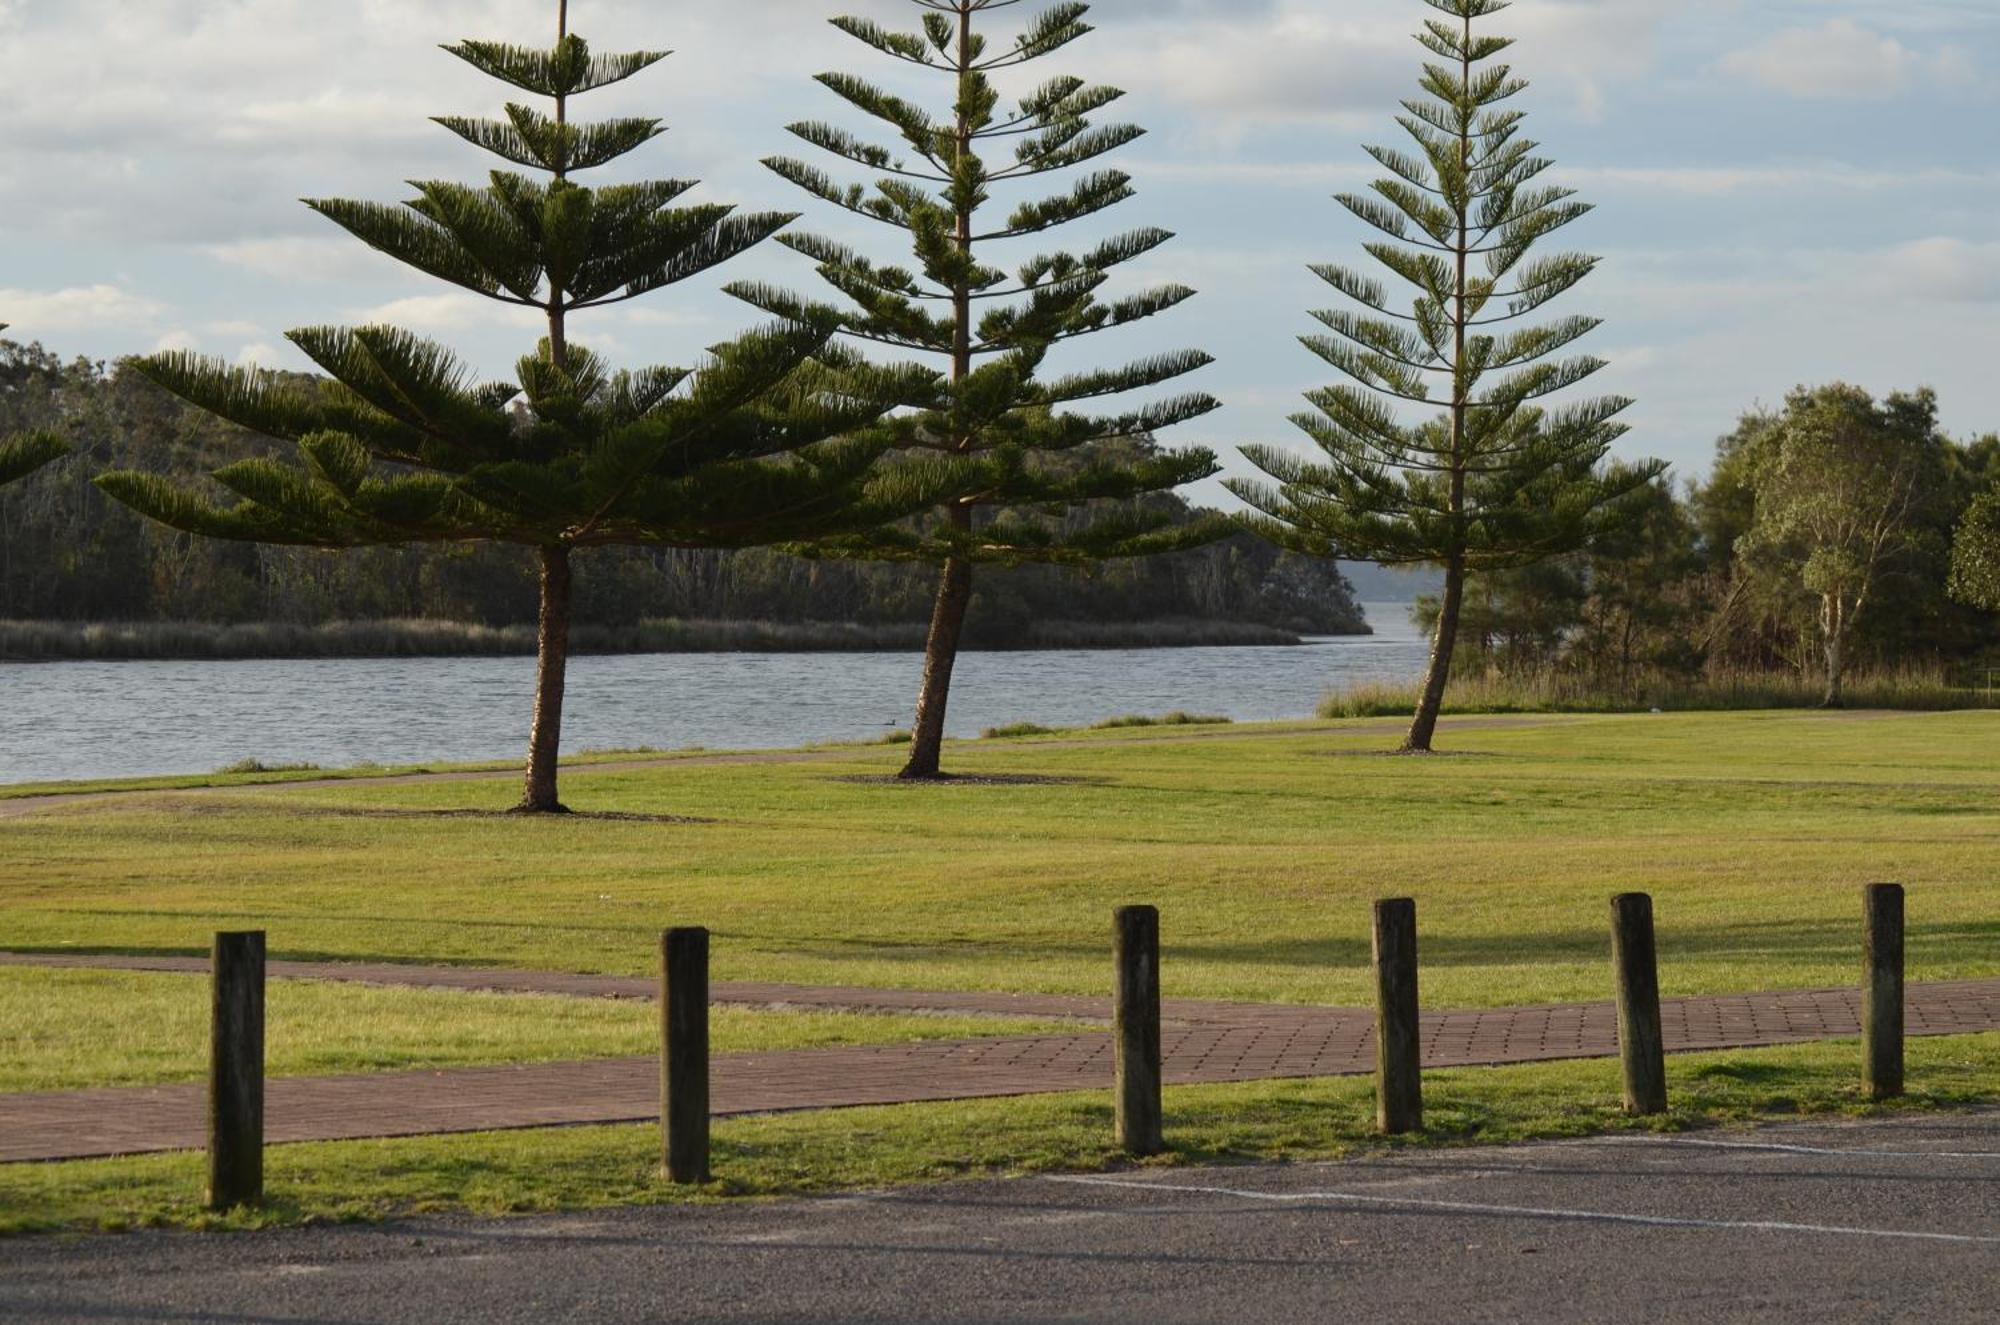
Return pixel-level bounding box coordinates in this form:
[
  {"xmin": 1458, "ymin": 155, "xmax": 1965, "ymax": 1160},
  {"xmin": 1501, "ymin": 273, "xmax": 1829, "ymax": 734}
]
[{"xmin": 4, "ymin": 1111, "xmax": 1996, "ymax": 1324}]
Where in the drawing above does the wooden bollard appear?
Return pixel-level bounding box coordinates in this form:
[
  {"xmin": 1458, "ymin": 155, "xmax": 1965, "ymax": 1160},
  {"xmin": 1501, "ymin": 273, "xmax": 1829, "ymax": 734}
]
[
  {"xmin": 1862, "ymin": 883, "xmax": 1905, "ymax": 1100},
  {"xmin": 1372, "ymin": 898, "xmax": 1422, "ymax": 1135},
  {"xmin": 1113, "ymin": 905, "xmax": 1163, "ymax": 1156},
  {"xmin": 1610, "ymin": 893, "xmax": 1668, "ymax": 1115},
  {"xmin": 660, "ymin": 927, "xmax": 711, "ymax": 1184},
  {"xmin": 207, "ymin": 930, "xmax": 266, "ymax": 1210}
]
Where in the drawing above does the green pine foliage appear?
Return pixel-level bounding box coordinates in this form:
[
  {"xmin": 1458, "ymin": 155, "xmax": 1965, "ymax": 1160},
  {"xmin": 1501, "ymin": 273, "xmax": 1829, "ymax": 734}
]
[
  {"xmin": 736, "ymin": 0, "xmax": 1226, "ymax": 778},
  {"xmin": 1228, "ymin": 0, "xmax": 1664, "ymax": 752},
  {"xmin": 94, "ymin": 2, "xmax": 942, "ymax": 812},
  {"xmin": 0, "ymin": 327, "xmax": 66, "ymax": 486},
  {"xmin": 0, "ymin": 431, "xmax": 65, "ymax": 489}
]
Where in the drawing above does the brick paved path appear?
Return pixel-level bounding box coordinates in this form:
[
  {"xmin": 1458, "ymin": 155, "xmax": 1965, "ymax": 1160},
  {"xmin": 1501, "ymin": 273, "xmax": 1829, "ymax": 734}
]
[{"xmin": 4, "ymin": 951, "xmax": 1996, "ymax": 1163}]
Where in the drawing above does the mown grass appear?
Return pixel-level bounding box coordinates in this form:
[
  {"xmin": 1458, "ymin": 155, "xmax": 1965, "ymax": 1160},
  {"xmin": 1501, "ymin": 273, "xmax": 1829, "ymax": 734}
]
[
  {"xmin": 2, "ymin": 711, "xmax": 1994, "ymax": 1009},
  {"xmin": 0, "ymin": 969, "xmax": 1076, "ymax": 1093},
  {"xmin": 0, "ymin": 748, "xmax": 702, "ymax": 801},
  {"xmin": 4, "ymin": 1032, "xmax": 1993, "ymax": 1236}
]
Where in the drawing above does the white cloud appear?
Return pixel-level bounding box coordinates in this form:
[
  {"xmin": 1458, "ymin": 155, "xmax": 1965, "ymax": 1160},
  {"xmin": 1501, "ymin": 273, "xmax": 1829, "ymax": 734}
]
[
  {"xmin": 201, "ymin": 237, "xmax": 391, "ymax": 283},
  {"xmin": 1715, "ymin": 19, "xmax": 1969, "ymax": 101},
  {"xmin": 347, "ymin": 292, "xmax": 544, "ymax": 333},
  {"xmin": 1095, "ymin": 12, "xmax": 1410, "ymax": 131},
  {"xmin": 1870, "ymin": 237, "xmax": 2000, "ymax": 303},
  {"xmin": 1560, "ymin": 162, "xmax": 1985, "ymax": 197},
  {"xmin": 0, "ymin": 284, "xmax": 164, "ymax": 332},
  {"xmin": 1093, "ymin": 0, "xmax": 1688, "ymax": 132}
]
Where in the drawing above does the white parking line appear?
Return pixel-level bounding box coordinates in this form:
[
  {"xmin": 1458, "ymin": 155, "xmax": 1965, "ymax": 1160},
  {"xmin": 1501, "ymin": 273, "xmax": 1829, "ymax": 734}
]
[
  {"xmin": 1045, "ymin": 1175, "xmax": 2000, "ymax": 1246},
  {"xmin": 1575, "ymin": 1136, "xmax": 2000, "ymax": 1161}
]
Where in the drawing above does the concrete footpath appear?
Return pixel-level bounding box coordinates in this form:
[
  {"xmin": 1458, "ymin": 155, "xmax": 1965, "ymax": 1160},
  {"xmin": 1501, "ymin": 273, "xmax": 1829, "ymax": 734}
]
[{"xmin": 4, "ymin": 952, "xmax": 1997, "ymax": 1163}]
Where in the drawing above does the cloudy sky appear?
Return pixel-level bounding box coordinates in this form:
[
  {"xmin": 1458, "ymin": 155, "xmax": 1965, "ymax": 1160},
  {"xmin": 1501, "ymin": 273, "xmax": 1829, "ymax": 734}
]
[{"xmin": 2, "ymin": 0, "xmax": 1994, "ymax": 497}]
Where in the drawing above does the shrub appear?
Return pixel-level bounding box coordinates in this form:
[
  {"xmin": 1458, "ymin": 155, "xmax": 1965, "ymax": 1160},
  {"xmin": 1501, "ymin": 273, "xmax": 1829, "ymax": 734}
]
[
  {"xmin": 1319, "ymin": 666, "xmax": 1982, "ymax": 719},
  {"xmin": 981, "ymin": 723, "xmax": 1057, "ymax": 740},
  {"xmin": 1092, "ymin": 711, "xmax": 1233, "ymax": 729},
  {"xmin": 214, "ymin": 758, "xmax": 322, "ymax": 775}
]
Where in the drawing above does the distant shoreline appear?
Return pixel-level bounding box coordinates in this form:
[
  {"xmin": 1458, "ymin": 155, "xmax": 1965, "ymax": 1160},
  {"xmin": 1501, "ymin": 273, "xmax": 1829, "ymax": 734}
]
[{"xmin": 0, "ymin": 617, "xmax": 1373, "ymax": 663}]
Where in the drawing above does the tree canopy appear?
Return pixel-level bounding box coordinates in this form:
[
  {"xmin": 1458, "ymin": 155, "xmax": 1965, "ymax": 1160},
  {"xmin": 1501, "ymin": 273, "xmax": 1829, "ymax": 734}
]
[
  {"xmin": 0, "ymin": 327, "xmax": 66, "ymax": 487},
  {"xmin": 1950, "ymin": 489, "xmax": 2000, "ymax": 613}
]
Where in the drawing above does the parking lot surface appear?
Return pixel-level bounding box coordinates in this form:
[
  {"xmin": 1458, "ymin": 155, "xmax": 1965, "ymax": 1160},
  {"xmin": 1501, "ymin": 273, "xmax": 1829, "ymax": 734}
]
[{"xmin": 3, "ymin": 1110, "xmax": 1995, "ymax": 1323}]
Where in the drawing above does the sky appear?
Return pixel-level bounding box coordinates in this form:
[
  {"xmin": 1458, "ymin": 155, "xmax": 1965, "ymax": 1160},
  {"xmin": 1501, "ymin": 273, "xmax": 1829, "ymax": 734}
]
[{"xmin": 2, "ymin": 0, "xmax": 1996, "ymax": 504}]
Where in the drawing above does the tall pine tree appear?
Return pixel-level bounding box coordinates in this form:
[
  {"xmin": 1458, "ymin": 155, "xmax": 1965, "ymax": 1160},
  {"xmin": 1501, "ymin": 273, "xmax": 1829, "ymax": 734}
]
[
  {"xmin": 1230, "ymin": 0, "xmax": 1662, "ymax": 752},
  {"xmin": 0, "ymin": 327, "xmax": 67, "ymax": 486},
  {"xmin": 98, "ymin": 2, "xmax": 938, "ymax": 812},
  {"xmin": 734, "ymin": 0, "xmax": 1225, "ymax": 780}
]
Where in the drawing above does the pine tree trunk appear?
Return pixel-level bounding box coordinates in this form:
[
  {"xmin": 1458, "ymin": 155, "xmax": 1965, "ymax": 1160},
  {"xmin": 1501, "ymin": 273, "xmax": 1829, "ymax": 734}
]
[
  {"xmin": 519, "ymin": 543, "xmax": 573, "ymax": 814},
  {"xmin": 1405, "ymin": 13, "xmax": 1475, "ymax": 758},
  {"xmin": 901, "ymin": 550, "xmax": 973, "ymax": 781},
  {"xmin": 1405, "ymin": 556, "xmax": 1465, "ymax": 753},
  {"xmin": 898, "ymin": 4, "xmax": 981, "ymax": 785}
]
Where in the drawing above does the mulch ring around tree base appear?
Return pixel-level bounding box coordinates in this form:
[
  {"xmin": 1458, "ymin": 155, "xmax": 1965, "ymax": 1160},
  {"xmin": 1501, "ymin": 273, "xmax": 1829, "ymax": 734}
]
[{"xmin": 828, "ymin": 773, "xmax": 1106, "ymax": 788}]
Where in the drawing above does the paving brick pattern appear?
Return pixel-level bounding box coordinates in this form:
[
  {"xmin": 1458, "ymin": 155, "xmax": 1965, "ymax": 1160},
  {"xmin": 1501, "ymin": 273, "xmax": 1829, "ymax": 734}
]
[{"xmin": 3, "ymin": 951, "xmax": 1996, "ymax": 1164}]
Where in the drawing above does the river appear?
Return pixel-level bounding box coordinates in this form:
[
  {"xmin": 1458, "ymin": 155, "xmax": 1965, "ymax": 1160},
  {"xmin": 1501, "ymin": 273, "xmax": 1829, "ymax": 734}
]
[{"xmin": 0, "ymin": 604, "xmax": 1429, "ymax": 785}]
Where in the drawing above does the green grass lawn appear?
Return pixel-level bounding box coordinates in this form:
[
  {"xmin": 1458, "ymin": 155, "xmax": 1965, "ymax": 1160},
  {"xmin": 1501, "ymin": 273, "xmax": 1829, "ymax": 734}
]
[
  {"xmin": 3, "ymin": 711, "xmax": 1995, "ymax": 1009},
  {"xmin": 5, "ymin": 1032, "xmax": 1994, "ymax": 1235},
  {"xmin": 0, "ymin": 969, "xmax": 1075, "ymax": 1094}
]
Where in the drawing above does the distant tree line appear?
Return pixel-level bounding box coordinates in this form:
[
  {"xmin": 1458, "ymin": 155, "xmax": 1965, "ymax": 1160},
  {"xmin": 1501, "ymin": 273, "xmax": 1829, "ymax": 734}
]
[
  {"xmin": 1419, "ymin": 383, "xmax": 2000, "ymax": 704},
  {"xmin": 0, "ymin": 340, "xmax": 1364, "ymax": 640}
]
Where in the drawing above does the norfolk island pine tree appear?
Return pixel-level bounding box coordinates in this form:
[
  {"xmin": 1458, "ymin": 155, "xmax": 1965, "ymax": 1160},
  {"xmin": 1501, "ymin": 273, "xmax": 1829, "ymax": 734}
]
[
  {"xmin": 1228, "ymin": 0, "xmax": 1664, "ymax": 753},
  {"xmin": 733, "ymin": 0, "xmax": 1228, "ymax": 780},
  {"xmin": 0, "ymin": 328, "xmax": 67, "ymax": 487},
  {"xmin": 96, "ymin": 1, "xmax": 946, "ymax": 813}
]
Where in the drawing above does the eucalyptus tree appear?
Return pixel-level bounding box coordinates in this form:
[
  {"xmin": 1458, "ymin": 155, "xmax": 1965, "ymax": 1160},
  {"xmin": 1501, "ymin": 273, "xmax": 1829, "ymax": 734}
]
[
  {"xmin": 0, "ymin": 328, "xmax": 66, "ymax": 486},
  {"xmin": 737, "ymin": 0, "xmax": 1224, "ymax": 780},
  {"xmin": 97, "ymin": 2, "xmax": 938, "ymax": 812},
  {"xmin": 1228, "ymin": 0, "xmax": 1661, "ymax": 752},
  {"xmin": 1744, "ymin": 385, "xmax": 1936, "ymax": 705}
]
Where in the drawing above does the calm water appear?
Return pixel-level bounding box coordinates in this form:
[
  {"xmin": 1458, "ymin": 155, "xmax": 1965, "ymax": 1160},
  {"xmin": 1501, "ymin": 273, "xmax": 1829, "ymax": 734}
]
[{"xmin": 0, "ymin": 604, "xmax": 1429, "ymax": 785}]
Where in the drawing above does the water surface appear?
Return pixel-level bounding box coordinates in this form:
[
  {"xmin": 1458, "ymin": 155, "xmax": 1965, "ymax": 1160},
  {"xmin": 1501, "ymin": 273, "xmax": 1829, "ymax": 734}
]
[{"xmin": 0, "ymin": 604, "xmax": 1428, "ymax": 784}]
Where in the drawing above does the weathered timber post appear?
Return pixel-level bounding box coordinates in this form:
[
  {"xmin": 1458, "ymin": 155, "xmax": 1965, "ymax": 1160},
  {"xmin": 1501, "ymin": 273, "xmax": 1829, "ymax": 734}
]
[
  {"xmin": 661, "ymin": 927, "xmax": 711, "ymax": 1184},
  {"xmin": 1609, "ymin": 893, "xmax": 1668, "ymax": 1115},
  {"xmin": 1862, "ymin": 883, "xmax": 1905, "ymax": 1101},
  {"xmin": 1372, "ymin": 898, "xmax": 1423, "ymax": 1135},
  {"xmin": 207, "ymin": 930, "xmax": 266, "ymax": 1210},
  {"xmin": 1113, "ymin": 905, "xmax": 1164, "ymax": 1156}
]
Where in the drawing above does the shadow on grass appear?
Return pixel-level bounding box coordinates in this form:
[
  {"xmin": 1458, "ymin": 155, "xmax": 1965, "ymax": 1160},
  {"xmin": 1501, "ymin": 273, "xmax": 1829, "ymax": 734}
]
[
  {"xmin": 766, "ymin": 918, "xmax": 2000, "ymax": 977},
  {"xmin": 10, "ymin": 918, "xmax": 1997, "ymax": 995}
]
